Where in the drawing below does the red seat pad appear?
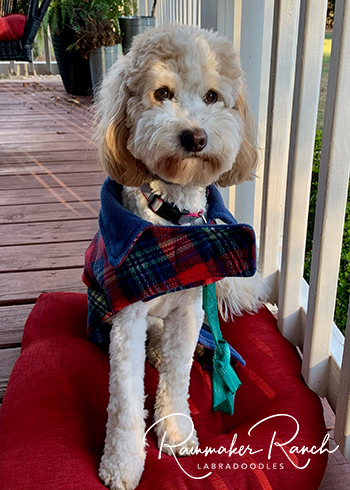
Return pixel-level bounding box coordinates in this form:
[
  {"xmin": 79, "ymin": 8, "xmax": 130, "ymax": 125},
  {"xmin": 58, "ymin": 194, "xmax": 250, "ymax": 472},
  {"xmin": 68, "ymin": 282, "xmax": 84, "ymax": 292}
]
[
  {"xmin": 0, "ymin": 292, "xmax": 327, "ymax": 490},
  {"xmin": 0, "ymin": 14, "xmax": 26, "ymax": 42}
]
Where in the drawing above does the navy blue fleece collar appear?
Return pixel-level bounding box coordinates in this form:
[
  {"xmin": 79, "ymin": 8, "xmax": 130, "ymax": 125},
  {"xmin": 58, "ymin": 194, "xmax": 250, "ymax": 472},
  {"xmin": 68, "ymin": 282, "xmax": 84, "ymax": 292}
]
[{"xmin": 99, "ymin": 177, "xmax": 237, "ymax": 267}]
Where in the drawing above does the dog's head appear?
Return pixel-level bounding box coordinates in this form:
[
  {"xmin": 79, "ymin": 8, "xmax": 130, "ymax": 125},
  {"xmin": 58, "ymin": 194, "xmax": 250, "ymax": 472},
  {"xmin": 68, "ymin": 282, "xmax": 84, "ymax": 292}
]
[{"xmin": 95, "ymin": 24, "xmax": 257, "ymax": 188}]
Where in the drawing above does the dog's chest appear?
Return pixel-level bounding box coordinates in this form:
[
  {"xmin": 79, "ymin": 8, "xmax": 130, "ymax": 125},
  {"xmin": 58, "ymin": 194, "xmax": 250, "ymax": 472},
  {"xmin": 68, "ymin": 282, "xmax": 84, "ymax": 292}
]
[{"xmin": 147, "ymin": 287, "xmax": 203, "ymax": 320}]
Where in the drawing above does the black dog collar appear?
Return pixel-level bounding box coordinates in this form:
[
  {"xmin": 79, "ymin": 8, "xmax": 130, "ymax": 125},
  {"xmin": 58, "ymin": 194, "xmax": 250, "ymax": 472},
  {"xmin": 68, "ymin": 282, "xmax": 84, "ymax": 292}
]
[{"xmin": 140, "ymin": 183, "xmax": 207, "ymax": 225}]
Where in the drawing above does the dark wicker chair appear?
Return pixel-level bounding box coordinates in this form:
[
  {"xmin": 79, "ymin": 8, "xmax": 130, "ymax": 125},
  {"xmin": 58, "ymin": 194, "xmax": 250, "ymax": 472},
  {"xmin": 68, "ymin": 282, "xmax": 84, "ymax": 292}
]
[{"xmin": 0, "ymin": 0, "xmax": 52, "ymax": 62}]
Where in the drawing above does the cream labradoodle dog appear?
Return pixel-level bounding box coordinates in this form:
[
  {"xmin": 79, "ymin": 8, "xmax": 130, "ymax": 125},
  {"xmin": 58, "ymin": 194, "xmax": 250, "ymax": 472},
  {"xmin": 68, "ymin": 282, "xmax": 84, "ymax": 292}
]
[{"xmin": 94, "ymin": 23, "xmax": 268, "ymax": 490}]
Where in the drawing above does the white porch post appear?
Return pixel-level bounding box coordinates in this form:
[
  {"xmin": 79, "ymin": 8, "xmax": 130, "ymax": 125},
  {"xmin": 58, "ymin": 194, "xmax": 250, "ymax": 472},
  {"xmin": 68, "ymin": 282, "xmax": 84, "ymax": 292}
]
[
  {"xmin": 233, "ymin": 0, "xmax": 274, "ymax": 236},
  {"xmin": 278, "ymin": 0, "xmax": 327, "ymax": 346},
  {"xmin": 259, "ymin": 0, "xmax": 301, "ymax": 302},
  {"xmin": 202, "ymin": 0, "xmax": 274, "ymax": 234}
]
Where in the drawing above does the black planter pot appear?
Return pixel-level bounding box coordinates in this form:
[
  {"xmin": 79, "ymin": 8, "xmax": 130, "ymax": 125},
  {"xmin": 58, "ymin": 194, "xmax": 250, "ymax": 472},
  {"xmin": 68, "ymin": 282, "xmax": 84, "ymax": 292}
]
[{"xmin": 52, "ymin": 25, "xmax": 93, "ymax": 96}]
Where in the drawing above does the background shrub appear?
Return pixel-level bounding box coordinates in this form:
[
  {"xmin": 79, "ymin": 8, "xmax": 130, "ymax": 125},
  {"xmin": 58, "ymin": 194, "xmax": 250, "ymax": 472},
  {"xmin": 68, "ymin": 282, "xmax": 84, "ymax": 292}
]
[
  {"xmin": 304, "ymin": 130, "xmax": 350, "ymax": 333},
  {"xmin": 327, "ymin": 1, "xmax": 335, "ymax": 28}
]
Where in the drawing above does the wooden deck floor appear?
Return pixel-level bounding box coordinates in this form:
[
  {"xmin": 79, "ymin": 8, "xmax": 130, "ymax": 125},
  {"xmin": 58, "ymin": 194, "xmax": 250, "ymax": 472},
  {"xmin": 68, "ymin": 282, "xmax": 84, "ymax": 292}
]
[
  {"xmin": 1, "ymin": 77, "xmax": 350, "ymax": 489},
  {"xmin": 0, "ymin": 77, "xmax": 103, "ymax": 398}
]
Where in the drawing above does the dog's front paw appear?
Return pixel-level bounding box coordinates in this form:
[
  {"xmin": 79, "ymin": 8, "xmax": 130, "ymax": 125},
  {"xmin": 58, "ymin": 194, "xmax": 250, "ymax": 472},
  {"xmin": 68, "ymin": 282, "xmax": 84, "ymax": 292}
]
[
  {"xmin": 99, "ymin": 461, "xmax": 125, "ymax": 490},
  {"xmin": 99, "ymin": 451, "xmax": 145, "ymax": 490},
  {"xmin": 155, "ymin": 412, "xmax": 199, "ymax": 456},
  {"xmin": 159, "ymin": 428, "xmax": 199, "ymax": 457}
]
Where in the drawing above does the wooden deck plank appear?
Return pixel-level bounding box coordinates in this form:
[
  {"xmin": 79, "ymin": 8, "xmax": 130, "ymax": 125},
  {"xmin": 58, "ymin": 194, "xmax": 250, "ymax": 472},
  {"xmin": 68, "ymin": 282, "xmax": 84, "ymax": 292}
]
[
  {"xmin": 0, "ymin": 109, "xmax": 91, "ymax": 119},
  {"xmin": 0, "ymin": 113, "xmax": 92, "ymax": 126},
  {"xmin": 0, "ymin": 241, "xmax": 90, "ymax": 272},
  {"xmin": 0, "ymin": 268, "xmax": 86, "ymax": 306},
  {"xmin": 0, "ymin": 200, "xmax": 100, "ymax": 224},
  {"xmin": 0, "ymin": 118, "xmax": 92, "ymax": 127},
  {"xmin": 0, "ymin": 122, "xmax": 91, "ymax": 131},
  {"xmin": 0, "ymin": 98, "xmax": 91, "ymax": 107},
  {"xmin": 0, "ymin": 304, "xmax": 33, "ymax": 348},
  {"xmin": 0, "ymin": 162, "xmax": 99, "ymax": 177},
  {"xmin": 0, "ymin": 117, "xmax": 92, "ymax": 129},
  {"xmin": 0, "ymin": 82, "xmax": 89, "ymax": 98},
  {"xmin": 319, "ymin": 399, "xmax": 350, "ymax": 489},
  {"xmin": 0, "ymin": 123, "xmax": 91, "ymax": 134},
  {"xmin": 0, "ymin": 348, "xmax": 21, "ymax": 398},
  {"xmin": 0, "ymin": 172, "xmax": 105, "ymax": 190},
  {"xmin": 0, "ymin": 108, "xmax": 91, "ymax": 117},
  {"xmin": 0, "ymin": 106, "xmax": 91, "ymax": 118},
  {"xmin": 0, "ymin": 106, "xmax": 88, "ymax": 114},
  {"xmin": 1, "ymin": 151, "xmax": 97, "ymax": 164},
  {"xmin": 0, "ymin": 113, "xmax": 91, "ymax": 122},
  {"xmin": 0, "ymin": 133, "xmax": 93, "ymax": 145},
  {"xmin": 0, "ymin": 106, "xmax": 92, "ymax": 120},
  {"xmin": 0, "ymin": 90, "xmax": 90, "ymax": 103},
  {"xmin": 0, "ymin": 220, "xmax": 98, "ymax": 246},
  {"xmin": 0, "ymin": 185, "xmax": 101, "ymax": 205},
  {"xmin": 2, "ymin": 141, "xmax": 95, "ymax": 152}
]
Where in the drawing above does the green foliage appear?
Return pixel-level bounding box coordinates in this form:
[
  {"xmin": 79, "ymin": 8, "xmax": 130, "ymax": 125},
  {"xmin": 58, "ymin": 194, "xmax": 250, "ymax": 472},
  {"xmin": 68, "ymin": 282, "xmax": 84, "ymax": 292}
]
[
  {"xmin": 327, "ymin": 0, "xmax": 335, "ymax": 28},
  {"xmin": 304, "ymin": 130, "xmax": 350, "ymax": 333},
  {"xmin": 45, "ymin": 0, "xmax": 137, "ymax": 34},
  {"xmin": 304, "ymin": 131, "xmax": 322, "ymax": 284},
  {"xmin": 336, "ymin": 197, "xmax": 350, "ymax": 330},
  {"xmin": 14, "ymin": 0, "xmax": 30, "ymax": 14},
  {"xmin": 43, "ymin": 0, "xmax": 137, "ymax": 55},
  {"xmin": 0, "ymin": 0, "xmax": 29, "ymax": 15}
]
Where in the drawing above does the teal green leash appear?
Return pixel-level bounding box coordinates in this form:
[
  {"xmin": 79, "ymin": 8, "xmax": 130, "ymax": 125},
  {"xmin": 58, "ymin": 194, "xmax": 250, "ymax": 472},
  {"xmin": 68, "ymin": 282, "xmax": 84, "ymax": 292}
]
[{"xmin": 202, "ymin": 283, "xmax": 241, "ymax": 415}]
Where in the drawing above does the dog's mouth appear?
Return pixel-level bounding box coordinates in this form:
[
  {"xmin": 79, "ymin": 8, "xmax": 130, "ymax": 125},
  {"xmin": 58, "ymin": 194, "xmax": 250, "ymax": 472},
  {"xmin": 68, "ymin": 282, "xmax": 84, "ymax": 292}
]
[{"xmin": 152, "ymin": 154, "xmax": 224, "ymax": 186}]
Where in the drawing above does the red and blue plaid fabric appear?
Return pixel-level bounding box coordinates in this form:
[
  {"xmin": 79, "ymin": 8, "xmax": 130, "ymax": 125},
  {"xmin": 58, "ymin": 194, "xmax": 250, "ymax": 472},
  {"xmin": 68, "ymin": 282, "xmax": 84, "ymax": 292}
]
[{"xmin": 82, "ymin": 179, "xmax": 257, "ymax": 351}]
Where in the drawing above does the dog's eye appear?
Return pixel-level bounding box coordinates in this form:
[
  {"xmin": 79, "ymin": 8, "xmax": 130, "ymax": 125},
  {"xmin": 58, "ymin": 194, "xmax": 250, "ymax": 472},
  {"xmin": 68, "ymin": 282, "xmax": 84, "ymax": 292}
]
[
  {"xmin": 154, "ymin": 88, "xmax": 173, "ymax": 102},
  {"xmin": 203, "ymin": 90, "xmax": 218, "ymax": 104}
]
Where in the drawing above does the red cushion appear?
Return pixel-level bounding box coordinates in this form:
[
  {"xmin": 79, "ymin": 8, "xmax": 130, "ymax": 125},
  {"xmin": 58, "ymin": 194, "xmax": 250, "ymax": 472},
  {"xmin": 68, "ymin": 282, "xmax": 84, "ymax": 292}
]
[
  {"xmin": 0, "ymin": 293, "xmax": 327, "ymax": 489},
  {"xmin": 0, "ymin": 14, "xmax": 26, "ymax": 42}
]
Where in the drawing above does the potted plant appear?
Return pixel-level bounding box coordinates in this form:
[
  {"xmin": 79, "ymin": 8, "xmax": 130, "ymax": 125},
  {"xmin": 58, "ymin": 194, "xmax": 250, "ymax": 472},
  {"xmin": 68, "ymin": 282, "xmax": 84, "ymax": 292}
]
[
  {"xmin": 44, "ymin": 0, "xmax": 135, "ymax": 95},
  {"xmin": 119, "ymin": 0, "xmax": 157, "ymax": 54},
  {"xmin": 80, "ymin": 13, "xmax": 123, "ymax": 94},
  {"xmin": 44, "ymin": 0, "xmax": 92, "ymax": 95},
  {"xmin": 67, "ymin": 2, "xmax": 124, "ymax": 94}
]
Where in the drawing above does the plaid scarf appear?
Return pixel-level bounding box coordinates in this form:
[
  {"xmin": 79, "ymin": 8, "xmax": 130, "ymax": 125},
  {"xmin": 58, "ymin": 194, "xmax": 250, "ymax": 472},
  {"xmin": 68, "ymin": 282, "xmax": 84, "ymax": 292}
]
[{"xmin": 83, "ymin": 178, "xmax": 256, "ymax": 352}]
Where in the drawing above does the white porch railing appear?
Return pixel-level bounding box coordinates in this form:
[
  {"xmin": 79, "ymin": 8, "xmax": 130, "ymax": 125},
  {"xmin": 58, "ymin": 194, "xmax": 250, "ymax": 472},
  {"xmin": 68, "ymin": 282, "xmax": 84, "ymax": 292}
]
[{"xmin": 154, "ymin": 0, "xmax": 350, "ymax": 462}]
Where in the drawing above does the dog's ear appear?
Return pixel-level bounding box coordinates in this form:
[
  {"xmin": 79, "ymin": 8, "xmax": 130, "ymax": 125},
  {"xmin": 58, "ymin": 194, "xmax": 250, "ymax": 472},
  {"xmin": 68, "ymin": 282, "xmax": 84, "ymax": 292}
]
[
  {"xmin": 96, "ymin": 58, "xmax": 151, "ymax": 187},
  {"xmin": 216, "ymin": 91, "xmax": 258, "ymax": 187}
]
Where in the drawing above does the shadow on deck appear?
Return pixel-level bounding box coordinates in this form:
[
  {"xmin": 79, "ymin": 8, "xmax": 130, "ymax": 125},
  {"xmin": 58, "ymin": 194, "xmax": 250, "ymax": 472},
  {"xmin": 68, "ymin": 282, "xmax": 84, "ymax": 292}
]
[{"xmin": 0, "ymin": 77, "xmax": 349, "ymax": 489}]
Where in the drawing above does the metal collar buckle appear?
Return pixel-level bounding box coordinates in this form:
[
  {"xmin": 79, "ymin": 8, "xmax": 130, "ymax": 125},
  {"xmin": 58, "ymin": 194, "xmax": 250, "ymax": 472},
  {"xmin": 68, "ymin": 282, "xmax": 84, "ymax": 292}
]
[{"xmin": 141, "ymin": 183, "xmax": 206, "ymax": 225}]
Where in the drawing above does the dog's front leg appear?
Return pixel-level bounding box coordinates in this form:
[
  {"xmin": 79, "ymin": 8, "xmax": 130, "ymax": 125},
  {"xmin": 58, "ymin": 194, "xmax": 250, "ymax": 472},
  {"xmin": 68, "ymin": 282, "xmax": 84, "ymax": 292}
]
[
  {"xmin": 99, "ymin": 302, "xmax": 149, "ymax": 490},
  {"xmin": 153, "ymin": 289, "xmax": 204, "ymax": 455}
]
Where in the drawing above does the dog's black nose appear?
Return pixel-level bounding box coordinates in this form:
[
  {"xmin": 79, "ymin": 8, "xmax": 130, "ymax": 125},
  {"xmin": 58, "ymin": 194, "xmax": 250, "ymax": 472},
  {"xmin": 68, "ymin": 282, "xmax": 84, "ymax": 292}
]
[{"xmin": 180, "ymin": 129, "xmax": 207, "ymax": 153}]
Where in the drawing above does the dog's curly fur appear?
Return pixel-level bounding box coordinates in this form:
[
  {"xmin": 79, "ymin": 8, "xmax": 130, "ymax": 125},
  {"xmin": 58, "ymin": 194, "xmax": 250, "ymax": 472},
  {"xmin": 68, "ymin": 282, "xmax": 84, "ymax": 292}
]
[{"xmin": 94, "ymin": 24, "xmax": 268, "ymax": 490}]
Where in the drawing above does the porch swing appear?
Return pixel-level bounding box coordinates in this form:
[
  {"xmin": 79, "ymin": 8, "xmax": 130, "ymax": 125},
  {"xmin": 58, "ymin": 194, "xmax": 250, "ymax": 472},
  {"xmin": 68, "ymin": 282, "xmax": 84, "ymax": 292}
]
[{"xmin": 0, "ymin": 0, "xmax": 52, "ymax": 62}]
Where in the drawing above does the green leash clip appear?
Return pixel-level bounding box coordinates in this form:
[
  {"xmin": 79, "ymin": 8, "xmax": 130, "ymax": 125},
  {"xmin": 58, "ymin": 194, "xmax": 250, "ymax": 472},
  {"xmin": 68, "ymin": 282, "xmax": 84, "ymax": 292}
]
[{"xmin": 202, "ymin": 283, "xmax": 241, "ymax": 415}]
